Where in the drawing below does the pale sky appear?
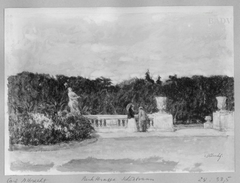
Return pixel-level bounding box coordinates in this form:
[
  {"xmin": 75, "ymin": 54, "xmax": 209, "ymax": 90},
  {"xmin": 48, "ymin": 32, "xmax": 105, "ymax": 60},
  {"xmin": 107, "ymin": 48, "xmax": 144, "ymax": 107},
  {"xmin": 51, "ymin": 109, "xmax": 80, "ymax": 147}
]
[{"xmin": 5, "ymin": 7, "xmax": 233, "ymax": 83}]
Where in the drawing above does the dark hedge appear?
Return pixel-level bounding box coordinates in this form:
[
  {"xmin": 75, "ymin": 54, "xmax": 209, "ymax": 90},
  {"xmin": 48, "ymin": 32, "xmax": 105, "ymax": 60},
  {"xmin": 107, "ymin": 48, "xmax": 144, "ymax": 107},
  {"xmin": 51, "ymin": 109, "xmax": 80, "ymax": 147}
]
[{"xmin": 8, "ymin": 71, "xmax": 234, "ymax": 124}]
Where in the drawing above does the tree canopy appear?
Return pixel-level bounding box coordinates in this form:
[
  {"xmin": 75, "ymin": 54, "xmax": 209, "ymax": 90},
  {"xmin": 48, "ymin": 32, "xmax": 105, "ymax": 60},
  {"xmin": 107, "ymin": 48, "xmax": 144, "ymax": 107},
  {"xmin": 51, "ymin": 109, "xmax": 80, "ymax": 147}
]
[{"xmin": 8, "ymin": 71, "xmax": 234, "ymax": 124}]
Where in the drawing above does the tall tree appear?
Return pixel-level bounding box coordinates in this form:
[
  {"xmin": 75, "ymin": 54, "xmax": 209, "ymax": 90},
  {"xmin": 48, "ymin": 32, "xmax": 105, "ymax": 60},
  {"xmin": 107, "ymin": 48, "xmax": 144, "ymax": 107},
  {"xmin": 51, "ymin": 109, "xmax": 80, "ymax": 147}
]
[{"xmin": 145, "ymin": 70, "xmax": 155, "ymax": 84}]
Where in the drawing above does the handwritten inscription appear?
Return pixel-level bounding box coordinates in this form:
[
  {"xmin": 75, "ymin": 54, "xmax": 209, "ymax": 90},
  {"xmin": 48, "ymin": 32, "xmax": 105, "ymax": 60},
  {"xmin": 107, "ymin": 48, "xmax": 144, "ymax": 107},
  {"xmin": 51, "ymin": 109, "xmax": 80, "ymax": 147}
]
[
  {"xmin": 204, "ymin": 153, "xmax": 223, "ymax": 161},
  {"xmin": 82, "ymin": 176, "xmax": 116, "ymax": 182},
  {"xmin": 81, "ymin": 176, "xmax": 154, "ymax": 182},
  {"xmin": 7, "ymin": 178, "xmax": 18, "ymax": 183},
  {"xmin": 198, "ymin": 176, "xmax": 231, "ymax": 183},
  {"xmin": 122, "ymin": 176, "xmax": 154, "ymax": 181},
  {"xmin": 7, "ymin": 178, "xmax": 47, "ymax": 183}
]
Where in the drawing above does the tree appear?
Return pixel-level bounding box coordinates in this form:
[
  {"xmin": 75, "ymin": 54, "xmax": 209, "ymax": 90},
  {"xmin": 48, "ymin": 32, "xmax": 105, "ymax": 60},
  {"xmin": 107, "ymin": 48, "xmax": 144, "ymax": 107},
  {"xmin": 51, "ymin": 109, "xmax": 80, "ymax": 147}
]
[
  {"xmin": 156, "ymin": 75, "xmax": 162, "ymax": 85},
  {"xmin": 7, "ymin": 71, "xmax": 234, "ymax": 124},
  {"xmin": 145, "ymin": 70, "xmax": 155, "ymax": 84}
]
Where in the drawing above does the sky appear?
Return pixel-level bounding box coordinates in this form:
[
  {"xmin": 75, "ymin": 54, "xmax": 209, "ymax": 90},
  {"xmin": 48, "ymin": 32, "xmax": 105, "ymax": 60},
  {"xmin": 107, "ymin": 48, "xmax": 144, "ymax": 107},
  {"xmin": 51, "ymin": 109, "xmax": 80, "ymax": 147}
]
[{"xmin": 5, "ymin": 7, "xmax": 233, "ymax": 83}]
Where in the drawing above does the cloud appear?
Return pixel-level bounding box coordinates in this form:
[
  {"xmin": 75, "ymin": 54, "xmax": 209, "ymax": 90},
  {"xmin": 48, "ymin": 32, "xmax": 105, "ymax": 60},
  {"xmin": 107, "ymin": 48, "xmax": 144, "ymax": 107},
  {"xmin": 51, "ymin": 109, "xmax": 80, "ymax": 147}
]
[
  {"xmin": 119, "ymin": 56, "xmax": 134, "ymax": 62},
  {"xmin": 83, "ymin": 14, "xmax": 118, "ymax": 25},
  {"xmin": 149, "ymin": 54, "xmax": 162, "ymax": 60},
  {"xmin": 151, "ymin": 14, "xmax": 167, "ymax": 22},
  {"xmin": 91, "ymin": 43, "xmax": 115, "ymax": 53},
  {"xmin": 130, "ymin": 73, "xmax": 140, "ymax": 78},
  {"xmin": 5, "ymin": 7, "xmax": 233, "ymax": 83}
]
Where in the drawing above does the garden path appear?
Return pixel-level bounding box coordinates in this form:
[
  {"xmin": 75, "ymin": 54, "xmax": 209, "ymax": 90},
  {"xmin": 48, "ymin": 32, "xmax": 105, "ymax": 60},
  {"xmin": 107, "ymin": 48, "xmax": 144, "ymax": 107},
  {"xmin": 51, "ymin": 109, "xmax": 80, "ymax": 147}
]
[{"xmin": 7, "ymin": 129, "xmax": 234, "ymax": 174}]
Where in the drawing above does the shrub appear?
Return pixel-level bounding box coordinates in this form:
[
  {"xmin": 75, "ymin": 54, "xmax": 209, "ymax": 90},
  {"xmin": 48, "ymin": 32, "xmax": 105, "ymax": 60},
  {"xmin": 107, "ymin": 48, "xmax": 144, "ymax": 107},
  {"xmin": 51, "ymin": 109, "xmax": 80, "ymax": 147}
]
[{"xmin": 9, "ymin": 113, "xmax": 95, "ymax": 146}]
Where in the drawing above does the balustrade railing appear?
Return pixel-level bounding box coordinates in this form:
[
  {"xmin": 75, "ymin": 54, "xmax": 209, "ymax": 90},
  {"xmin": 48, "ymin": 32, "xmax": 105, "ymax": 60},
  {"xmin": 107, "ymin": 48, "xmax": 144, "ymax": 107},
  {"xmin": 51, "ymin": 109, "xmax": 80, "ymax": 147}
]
[
  {"xmin": 84, "ymin": 115, "xmax": 154, "ymax": 130},
  {"xmin": 149, "ymin": 117, "xmax": 154, "ymax": 127}
]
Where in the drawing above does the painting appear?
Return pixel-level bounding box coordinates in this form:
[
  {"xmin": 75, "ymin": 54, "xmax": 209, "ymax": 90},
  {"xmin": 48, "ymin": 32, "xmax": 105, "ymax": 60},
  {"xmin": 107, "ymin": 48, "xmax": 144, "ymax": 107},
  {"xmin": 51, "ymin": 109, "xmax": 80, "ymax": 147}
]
[{"xmin": 4, "ymin": 7, "xmax": 234, "ymax": 176}]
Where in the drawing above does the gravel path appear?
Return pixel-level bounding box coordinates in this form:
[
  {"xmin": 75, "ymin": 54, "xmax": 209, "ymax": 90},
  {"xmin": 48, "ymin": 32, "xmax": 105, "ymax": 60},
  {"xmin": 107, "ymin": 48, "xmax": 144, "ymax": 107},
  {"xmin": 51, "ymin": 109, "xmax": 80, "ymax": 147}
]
[{"xmin": 6, "ymin": 129, "xmax": 234, "ymax": 175}]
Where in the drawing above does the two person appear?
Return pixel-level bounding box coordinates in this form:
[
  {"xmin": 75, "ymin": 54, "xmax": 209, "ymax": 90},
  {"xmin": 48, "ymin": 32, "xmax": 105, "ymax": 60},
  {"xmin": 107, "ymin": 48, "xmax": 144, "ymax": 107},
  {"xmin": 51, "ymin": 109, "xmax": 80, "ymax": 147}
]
[
  {"xmin": 67, "ymin": 87, "xmax": 148, "ymax": 133},
  {"xmin": 126, "ymin": 103, "xmax": 148, "ymax": 132}
]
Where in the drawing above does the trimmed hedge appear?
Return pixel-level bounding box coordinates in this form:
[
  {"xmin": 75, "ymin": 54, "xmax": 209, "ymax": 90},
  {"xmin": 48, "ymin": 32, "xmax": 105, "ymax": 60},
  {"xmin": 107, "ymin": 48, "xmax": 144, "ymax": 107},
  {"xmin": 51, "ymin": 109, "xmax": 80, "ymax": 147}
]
[{"xmin": 8, "ymin": 71, "xmax": 234, "ymax": 124}]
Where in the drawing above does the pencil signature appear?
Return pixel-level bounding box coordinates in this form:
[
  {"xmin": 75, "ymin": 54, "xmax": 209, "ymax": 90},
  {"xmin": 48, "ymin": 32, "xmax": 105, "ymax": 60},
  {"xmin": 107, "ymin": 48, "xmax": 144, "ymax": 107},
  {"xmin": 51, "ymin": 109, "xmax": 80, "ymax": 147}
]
[{"xmin": 204, "ymin": 153, "xmax": 223, "ymax": 161}]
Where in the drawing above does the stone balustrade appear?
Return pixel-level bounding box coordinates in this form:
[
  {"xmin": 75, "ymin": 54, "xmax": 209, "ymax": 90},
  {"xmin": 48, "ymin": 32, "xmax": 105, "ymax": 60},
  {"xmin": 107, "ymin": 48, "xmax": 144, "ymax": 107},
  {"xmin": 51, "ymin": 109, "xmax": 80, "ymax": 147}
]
[
  {"xmin": 84, "ymin": 97, "xmax": 173, "ymax": 132},
  {"xmin": 84, "ymin": 115, "xmax": 154, "ymax": 132},
  {"xmin": 83, "ymin": 96, "xmax": 234, "ymax": 133},
  {"xmin": 85, "ymin": 115, "xmax": 128, "ymax": 128}
]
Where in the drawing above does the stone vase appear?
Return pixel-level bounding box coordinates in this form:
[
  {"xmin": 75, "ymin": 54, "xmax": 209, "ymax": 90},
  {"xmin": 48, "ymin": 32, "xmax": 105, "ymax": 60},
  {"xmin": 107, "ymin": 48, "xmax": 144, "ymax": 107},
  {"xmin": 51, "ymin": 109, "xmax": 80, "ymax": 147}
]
[
  {"xmin": 216, "ymin": 96, "xmax": 227, "ymax": 111},
  {"xmin": 155, "ymin": 96, "xmax": 167, "ymax": 113}
]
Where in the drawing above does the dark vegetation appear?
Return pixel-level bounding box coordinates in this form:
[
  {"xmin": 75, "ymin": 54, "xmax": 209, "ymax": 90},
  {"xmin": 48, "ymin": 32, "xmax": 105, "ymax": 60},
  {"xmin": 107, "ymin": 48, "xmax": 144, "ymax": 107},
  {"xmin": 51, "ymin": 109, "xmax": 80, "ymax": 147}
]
[
  {"xmin": 8, "ymin": 71, "xmax": 234, "ymax": 122},
  {"xmin": 8, "ymin": 71, "xmax": 234, "ymax": 146},
  {"xmin": 9, "ymin": 113, "xmax": 94, "ymax": 146}
]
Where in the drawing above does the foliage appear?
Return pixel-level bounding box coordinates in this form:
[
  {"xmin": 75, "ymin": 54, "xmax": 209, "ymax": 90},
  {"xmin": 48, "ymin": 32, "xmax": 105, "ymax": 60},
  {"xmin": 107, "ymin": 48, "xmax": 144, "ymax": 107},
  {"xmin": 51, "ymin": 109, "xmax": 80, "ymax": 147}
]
[
  {"xmin": 8, "ymin": 71, "xmax": 234, "ymax": 125},
  {"xmin": 145, "ymin": 69, "xmax": 155, "ymax": 84},
  {"xmin": 9, "ymin": 113, "xmax": 94, "ymax": 146}
]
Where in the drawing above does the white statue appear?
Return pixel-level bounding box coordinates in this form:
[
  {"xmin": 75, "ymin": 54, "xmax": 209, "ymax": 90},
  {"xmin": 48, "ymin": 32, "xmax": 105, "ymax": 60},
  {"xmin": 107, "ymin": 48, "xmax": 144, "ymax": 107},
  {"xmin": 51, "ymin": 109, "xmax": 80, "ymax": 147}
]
[{"xmin": 68, "ymin": 87, "xmax": 81, "ymax": 115}]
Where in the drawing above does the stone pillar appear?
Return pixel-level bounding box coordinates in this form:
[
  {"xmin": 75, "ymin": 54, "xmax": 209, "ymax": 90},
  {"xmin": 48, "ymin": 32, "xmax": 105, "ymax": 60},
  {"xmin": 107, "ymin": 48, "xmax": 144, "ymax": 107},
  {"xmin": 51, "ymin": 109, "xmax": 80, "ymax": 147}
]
[
  {"xmin": 213, "ymin": 96, "xmax": 234, "ymax": 131},
  {"xmin": 150, "ymin": 97, "xmax": 174, "ymax": 132}
]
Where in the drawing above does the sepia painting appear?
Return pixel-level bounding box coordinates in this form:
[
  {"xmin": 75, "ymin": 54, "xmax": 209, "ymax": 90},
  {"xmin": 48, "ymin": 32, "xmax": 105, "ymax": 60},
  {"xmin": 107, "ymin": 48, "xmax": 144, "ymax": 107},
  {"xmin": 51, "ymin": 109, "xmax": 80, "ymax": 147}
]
[{"xmin": 5, "ymin": 7, "xmax": 234, "ymax": 175}]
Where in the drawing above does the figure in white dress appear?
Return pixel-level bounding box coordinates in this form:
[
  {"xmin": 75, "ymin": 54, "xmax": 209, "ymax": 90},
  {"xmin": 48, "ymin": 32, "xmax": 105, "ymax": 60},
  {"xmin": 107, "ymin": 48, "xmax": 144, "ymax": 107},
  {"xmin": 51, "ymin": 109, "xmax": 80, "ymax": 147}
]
[
  {"xmin": 68, "ymin": 87, "xmax": 81, "ymax": 115},
  {"xmin": 126, "ymin": 103, "xmax": 138, "ymax": 132}
]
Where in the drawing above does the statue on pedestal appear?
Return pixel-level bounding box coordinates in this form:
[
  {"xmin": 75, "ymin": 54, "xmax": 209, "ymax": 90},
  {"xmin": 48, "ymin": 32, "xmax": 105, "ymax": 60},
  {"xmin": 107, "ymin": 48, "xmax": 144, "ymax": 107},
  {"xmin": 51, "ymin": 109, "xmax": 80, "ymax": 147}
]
[{"xmin": 68, "ymin": 87, "xmax": 81, "ymax": 115}]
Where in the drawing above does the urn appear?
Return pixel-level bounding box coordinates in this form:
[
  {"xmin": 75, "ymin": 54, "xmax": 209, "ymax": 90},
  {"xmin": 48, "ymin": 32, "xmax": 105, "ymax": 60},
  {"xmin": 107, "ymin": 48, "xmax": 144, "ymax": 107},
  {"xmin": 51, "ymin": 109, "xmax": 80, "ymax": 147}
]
[
  {"xmin": 216, "ymin": 96, "xmax": 227, "ymax": 111},
  {"xmin": 155, "ymin": 97, "xmax": 167, "ymax": 113}
]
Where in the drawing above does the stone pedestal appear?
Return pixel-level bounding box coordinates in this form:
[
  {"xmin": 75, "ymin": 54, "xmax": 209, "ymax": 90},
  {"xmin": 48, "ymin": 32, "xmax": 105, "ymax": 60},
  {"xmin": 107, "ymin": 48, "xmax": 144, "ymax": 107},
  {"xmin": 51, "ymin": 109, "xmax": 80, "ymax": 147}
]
[
  {"xmin": 149, "ymin": 97, "xmax": 174, "ymax": 132},
  {"xmin": 150, "ymin": 113, "xmax": 174, "ymax": 132},
  {"xmin": 213, "ymin": 111, "xmax": 234, "ymax": 131}
]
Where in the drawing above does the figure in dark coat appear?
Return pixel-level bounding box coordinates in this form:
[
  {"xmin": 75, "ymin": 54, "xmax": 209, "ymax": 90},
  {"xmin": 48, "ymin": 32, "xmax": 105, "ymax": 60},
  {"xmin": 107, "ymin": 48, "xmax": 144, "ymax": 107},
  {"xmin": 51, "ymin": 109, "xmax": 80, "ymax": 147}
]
[
  {"xmin": 126, "ymin": 103, "xmax": 138, "ymax": 132},
  {"xmin": 128, "ymin": 106, "xmax": 135, "ymax": 119}
]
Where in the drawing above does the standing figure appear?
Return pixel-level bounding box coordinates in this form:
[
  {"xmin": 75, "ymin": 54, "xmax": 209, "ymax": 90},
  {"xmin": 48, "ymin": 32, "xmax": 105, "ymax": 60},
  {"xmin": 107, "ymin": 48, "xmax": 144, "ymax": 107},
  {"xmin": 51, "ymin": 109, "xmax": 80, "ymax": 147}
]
[
  {"xmin": 126, "ymin": 103, "xmax": 138, "ymax": 132},
  {"xmin": 68, "ymin": 87, "xmax": 81, "ymax": 115},
  {"xmin": 138, "ymin": 106, "xmax": 148, "ymax": 132}
]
